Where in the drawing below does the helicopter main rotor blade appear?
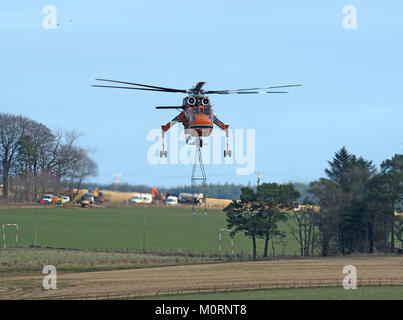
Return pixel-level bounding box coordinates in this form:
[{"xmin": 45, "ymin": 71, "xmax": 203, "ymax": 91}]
[
  {"xmin": 205, "ymin": 90, "xmax": 289, "ymax": 94},
  {"xmin": 205, "ymin": 84, "xmax": 302, "ymax": 94},
  {"xmin": 263, "ymin": 84, "xmax": 303, "ymax": 89},
  {"xmin": 92, "ymin": 85, "xmax": 181, "ymax": 92},
  {"xmin": 237, "ymin": 84, "xmax": 303, "ymax": 91},
  {"xmin": 95, "ymin": 78, "xmax": 187, "ymax": 93},
  {"xmin": 193, "ymin": 82, "xmax": 206, "ymax": 92}
]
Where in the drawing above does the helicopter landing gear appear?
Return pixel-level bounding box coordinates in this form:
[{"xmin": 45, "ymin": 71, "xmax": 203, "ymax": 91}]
[
  {"xmin": 224, "ymin": 150, "xmax": 232, "ymax": 157},
  {"xmin": 224, "ymin": 128, "xmax": 231, "ymax": 157},
  {"xmin": 160, "ymin": 130, "xmax": 168, "ymax": 158}
]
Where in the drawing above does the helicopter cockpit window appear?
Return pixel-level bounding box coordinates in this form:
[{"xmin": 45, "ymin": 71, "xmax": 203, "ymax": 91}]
[
  {"xmin": 204, "ymin": 108, "xmax": 210, "ymax": 115},
  {"xmin": 193, "ymin": 108, "xmax": 199, "ymax": 115}
]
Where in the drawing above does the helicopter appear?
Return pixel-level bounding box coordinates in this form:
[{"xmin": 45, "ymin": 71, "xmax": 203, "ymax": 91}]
[{"xmin": 92, "ymin": 79, "xmax": 302, "ymax": 158}]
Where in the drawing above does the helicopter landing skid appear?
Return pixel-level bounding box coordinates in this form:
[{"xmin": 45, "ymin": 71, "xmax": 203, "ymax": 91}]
[
  {"xmin": 223, "ymin": 130, "xmax": 231, "ymax": 157},
  {"xmin": 160, "ymin": 130, "xmax": 168, "ymax": 158}
]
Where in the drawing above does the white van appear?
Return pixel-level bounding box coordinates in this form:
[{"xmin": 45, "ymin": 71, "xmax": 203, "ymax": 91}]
[
  {"xmin": 141, "ymin": 193, "xmax": 153, "ymax": 204},
  {"xmin": 166, "ymin": 195, "xmax": 178, "ymax": 205},
  {"xmin": 129, "ymin": 193, "xmax": 142, "ymax": 204},
  {"xmin": 41, "ymin": 194, "xmax": 54, "ymax": 204}
]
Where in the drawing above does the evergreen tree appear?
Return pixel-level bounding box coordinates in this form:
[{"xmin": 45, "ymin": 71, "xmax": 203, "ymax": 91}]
[
  {"xmin": 256, "ymin": 183, "xmax": 300, "ymax": 257},
  {"xmin": 223, "ymin": 187, "xmax": 261, "ymax": 260}
]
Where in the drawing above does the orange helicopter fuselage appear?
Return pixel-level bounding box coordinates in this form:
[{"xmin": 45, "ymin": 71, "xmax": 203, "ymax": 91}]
[
  {"xmin": 183, "ymin": 104, "xmax": 214, "ymax": 137},
  {"xmin": 161, "ymin": 95, "xmax": 229, "ymax": 141}
]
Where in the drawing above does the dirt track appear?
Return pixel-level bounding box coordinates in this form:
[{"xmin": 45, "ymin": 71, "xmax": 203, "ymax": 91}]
[{"xmin": 1, "ymin": 256, "xmax": 402, "ymax": 299}]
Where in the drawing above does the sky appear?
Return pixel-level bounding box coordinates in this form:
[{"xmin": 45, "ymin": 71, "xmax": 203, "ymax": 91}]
[{"xmin": 0, "ymin": 1, "xmax": 402, "ymax": 187}]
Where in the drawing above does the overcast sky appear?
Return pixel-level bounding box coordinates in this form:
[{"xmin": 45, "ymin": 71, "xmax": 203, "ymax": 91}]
[{"xmin": 1, "ymin": 1, "xmax": 402, "ymax": 187}]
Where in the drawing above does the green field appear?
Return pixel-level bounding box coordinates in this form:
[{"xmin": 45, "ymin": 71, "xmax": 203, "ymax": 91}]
[
  {"xmin": 133, "ymin": 286, "xmax": 403, "ymax": 300},
  {"xmin": 0, "ymin": 206, "xmax": 300, "ymax": 256}
]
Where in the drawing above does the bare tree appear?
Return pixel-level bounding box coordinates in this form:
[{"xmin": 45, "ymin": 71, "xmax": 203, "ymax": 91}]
[
  {"xmin": 10, "ymin": 120, "xmax": 56, "ymax": 201},
  {"xmin": 0, "ymin": 114, "xmax": 29, "ymax": 200},
  {"xmin": 288, "ymin": 200, "xmax": 316, "ymax": 256},
  {"xmin": 0, "ymin": 113, "xmax": 98, "ymax": 203},
  {"xmin": 64, "ymin": 148, "xmax": 98, "ymax": 201}
]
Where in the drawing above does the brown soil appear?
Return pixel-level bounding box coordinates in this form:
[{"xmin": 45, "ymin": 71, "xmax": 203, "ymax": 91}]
[{"xmin": 1, "ymin": 256, "xmax": 402, "ymax": 299}]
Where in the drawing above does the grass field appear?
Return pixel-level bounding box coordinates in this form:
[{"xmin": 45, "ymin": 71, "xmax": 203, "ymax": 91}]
[
  {"xmin": 132, "ymin": 285, "xmax": 403, "ymax": 300},
  {"xmin": 0, "ymin": 206, "xmax": 300, "ymax": 256},
  {"xmin": 1, "ymin": 206, "xmax": 402, "ymax": 300},
  {"xmin": 0, "ymin": 248, "xmax": 218, "ymax": 273}
]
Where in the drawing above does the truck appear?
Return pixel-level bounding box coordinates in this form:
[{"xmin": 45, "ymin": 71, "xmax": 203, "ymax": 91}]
[
  {"xmin": 178, "ymin": 193, "xmax": 203, "ymax": 205},
  {"xmin": 92, "ymin": 187, "xmax": 104, "ymax": 204},
  {"xmin": 79, "ymin": 193, "xmax": 94, "ymax": 208}
]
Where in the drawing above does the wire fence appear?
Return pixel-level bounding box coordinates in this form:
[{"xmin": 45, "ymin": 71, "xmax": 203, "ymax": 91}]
[{"xmin": 29, "ymin": 278, "xmax": 403, "ymax": 300}]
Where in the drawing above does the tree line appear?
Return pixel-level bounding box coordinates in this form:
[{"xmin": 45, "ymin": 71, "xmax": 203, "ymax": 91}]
[
  {"xmin": 0, "ymin": 113, "xmax": 98, "ymax": 202},
  {"xmin": 224, "ymin": 147, "xmax": 402, "ymax": 258}
]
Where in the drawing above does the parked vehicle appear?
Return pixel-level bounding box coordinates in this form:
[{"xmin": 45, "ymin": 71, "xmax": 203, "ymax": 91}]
[
  {"xmin": 165, "ymin": 195, "xmax": 178, "ymax": 205},
  {"xmin": 129, "ymin": 193, "xmax": 153, "ymax": 204},
  {"xmin": 40, "ymin": 194, "xmax": 54, "ymax": 205},
  {"xmin": 92, "ymin": 187, "xmax": 104, "ymax": 204},
  {"xmin": 80, "ymin": 193, "xmax": 94, "ymax": 208},
  {"xmin": 57, "ymin": 196, "xmax": 70, "ymax": 205},
  {"xmin": 178, "ymin": 193, "xmax": 203, "ymax": 205},
  {"xmin": 83, "ymin": 193, "xmax": 94, "ymax": 204},
  {"xmin": 129, "ymin": 193, "xmax": 142, "ymax": 204},
  {"xmin": 141, "ymin": 193, "xmax": 153, "ymax": 204}
]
